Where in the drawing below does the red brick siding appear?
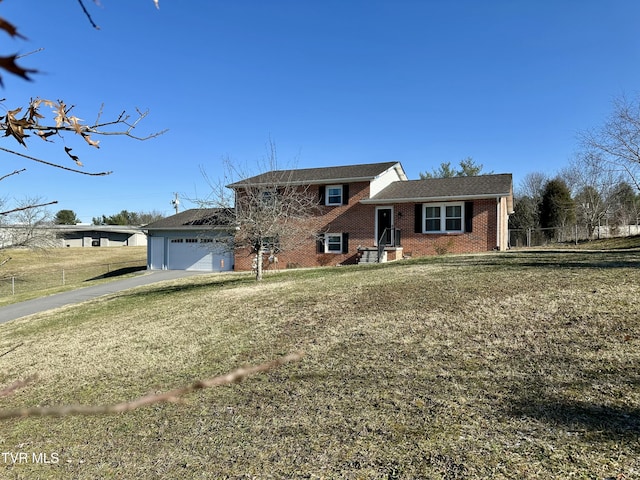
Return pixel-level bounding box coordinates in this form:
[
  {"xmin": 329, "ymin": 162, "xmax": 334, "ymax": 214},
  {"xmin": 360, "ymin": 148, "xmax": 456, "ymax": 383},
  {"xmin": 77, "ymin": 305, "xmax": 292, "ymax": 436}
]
[
  {"xmin": 398, "ymin": 199, "xmax": 498, "ymax": 256},
  {"xmin": 234, "ymin": 182, "xmax": 377, "ymax": 270},
  {"xmin": 233, "ymin": 185, "xmax": 499, "ymax": 270}
]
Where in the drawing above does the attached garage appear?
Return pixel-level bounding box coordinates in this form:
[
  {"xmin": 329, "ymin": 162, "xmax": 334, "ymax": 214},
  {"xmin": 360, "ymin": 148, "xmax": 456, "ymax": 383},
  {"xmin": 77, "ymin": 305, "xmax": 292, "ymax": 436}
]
[{"xmin": 145, "ymin": 209, "xmax": 235, "ymax": 272}]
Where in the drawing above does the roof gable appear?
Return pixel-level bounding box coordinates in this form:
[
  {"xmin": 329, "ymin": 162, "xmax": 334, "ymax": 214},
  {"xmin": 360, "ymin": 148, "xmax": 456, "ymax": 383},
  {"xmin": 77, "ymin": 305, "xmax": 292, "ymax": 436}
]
[
  {"xmin": 228, "ymin": 161, "xmax": 403, "ymax": 188},
  {"xmin": 363, "ymin": 174, "xmax": 513, "ymax": 203}
]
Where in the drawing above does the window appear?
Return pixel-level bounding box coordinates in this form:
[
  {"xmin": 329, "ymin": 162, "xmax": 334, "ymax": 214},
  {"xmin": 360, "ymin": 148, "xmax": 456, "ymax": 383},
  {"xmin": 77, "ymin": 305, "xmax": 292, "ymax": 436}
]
[
  {"xmin": 326, "ymin": 234, "xmax": 342, "ymax": 252},
  {"xmin": 445, "ymin": 205, "xmax": 462, "ymax": 231},
  {"xmin": 326, "ymin": 185, "xmax": 343, "ymax": 205},
  {"xmin": 170, "ymin": 238, "xmax": 183, "ymax": 243},
  {"xmin": 185, "ymin": 238, "xmax": 198, "ymax": 243},
  {"xmin": 425, "ymin": 206, "xmax": 441, "ymax": 232},
  {"xmin": 423, "ymin": 203, "xmax": 464, "ymax": 233}
]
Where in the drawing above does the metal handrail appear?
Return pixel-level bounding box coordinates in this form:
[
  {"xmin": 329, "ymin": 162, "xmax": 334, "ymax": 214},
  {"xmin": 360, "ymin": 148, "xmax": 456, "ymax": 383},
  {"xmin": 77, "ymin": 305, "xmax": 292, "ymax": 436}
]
[{"xmin": 377, "ymin": 227, "xmax": 400, "ymax": 262}]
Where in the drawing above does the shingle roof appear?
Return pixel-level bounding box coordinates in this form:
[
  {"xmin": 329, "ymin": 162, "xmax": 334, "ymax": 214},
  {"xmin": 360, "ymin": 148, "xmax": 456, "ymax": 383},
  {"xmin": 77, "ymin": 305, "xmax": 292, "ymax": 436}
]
[
  {"xmin": 144, "ymin": 208, "xmax": 234, "ymax": 230},
  {"xmin": 228, "ymin": 161, "xmax": 403, "ymax": 187},
  {"xmin": 363, "ymin": 174, "xmax": 513, "ymax": 204}
]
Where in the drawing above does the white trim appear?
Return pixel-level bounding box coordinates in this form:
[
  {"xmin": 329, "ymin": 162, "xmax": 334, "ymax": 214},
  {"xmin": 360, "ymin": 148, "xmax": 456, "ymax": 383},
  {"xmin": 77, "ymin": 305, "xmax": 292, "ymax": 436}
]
[
  {"xmin": 374, "ymin": 206, "xmax": 394, "ymax": 246},
  {"xmin": 325, "ymin": 233, "xmax": 343, "ymax": 253}
]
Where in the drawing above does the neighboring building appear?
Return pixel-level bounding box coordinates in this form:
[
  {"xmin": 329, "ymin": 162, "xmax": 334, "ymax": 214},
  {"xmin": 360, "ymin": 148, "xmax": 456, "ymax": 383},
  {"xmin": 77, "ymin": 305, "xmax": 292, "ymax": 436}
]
[
  {"xmin": 145, "ymin": 161, "xmax": 514, "ymax": 272},
  {"xmin": 0, "ymin": 224, "xmax": 147, "ymax": 248},
  {"xmin": 144, "ymin": 208, "xmax": 234, "ymax": 271},
  {"xmin": 57, "ymin": 225, "xmax": 147, "ymax": 247}
]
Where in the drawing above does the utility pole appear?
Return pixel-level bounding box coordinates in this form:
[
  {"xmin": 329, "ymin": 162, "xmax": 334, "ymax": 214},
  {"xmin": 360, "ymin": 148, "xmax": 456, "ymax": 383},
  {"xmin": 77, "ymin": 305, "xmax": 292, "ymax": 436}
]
[{"xmin": 171, "ymin": 193, "xmax": 180, "ymax": 214}]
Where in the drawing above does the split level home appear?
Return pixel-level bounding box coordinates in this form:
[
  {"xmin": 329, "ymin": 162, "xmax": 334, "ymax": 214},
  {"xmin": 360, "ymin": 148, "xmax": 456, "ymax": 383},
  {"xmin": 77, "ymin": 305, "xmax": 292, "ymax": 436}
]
[{"xmin": 145, "ymin": 161, "xmax": 513, "ymax": 272}]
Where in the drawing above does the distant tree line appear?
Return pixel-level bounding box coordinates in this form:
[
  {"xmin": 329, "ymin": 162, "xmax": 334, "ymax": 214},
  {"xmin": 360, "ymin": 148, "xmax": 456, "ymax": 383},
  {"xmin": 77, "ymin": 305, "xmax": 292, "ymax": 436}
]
[
  {"xmin": 92, "ymin": 210, "xmax": 164, "ymax": 226},
  {"xmin": 510, "ymin": 159, "xmax": 640, "ymax": 241}
]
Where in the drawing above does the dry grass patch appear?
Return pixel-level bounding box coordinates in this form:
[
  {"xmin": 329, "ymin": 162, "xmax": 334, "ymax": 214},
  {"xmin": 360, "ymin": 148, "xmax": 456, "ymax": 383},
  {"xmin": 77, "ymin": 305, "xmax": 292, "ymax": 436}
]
[
  {"xmin": 0, "ymin": 251, "xmax": 639, "ymax": 478},
  {"xmin": 0, "ymin": 247, "xmax": 146, "ymax": 305}
]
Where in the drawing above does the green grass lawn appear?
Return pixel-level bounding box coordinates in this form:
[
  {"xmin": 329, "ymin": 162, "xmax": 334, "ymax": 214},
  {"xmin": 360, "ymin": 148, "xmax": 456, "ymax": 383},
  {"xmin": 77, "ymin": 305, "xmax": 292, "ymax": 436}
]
[{"xmin": 0, "ymin": 245, "xmax": 639, "ymax": 479}]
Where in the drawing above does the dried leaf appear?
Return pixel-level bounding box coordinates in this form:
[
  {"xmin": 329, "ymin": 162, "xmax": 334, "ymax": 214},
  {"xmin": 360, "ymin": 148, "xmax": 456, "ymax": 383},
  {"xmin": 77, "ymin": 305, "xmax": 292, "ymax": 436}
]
[
  {"xmin": 36, "ymin": 130, "xmax": 56, "ymax": 142},
  {"xmin": 68, "ymin": 115, "xmax": 84, "ymax": 134},
  {"xmin": 81, "ymin": 133, "xmax": 100, "ymax": 148},
  {"xmin": 0, "ymin": 55, "xmax": 36, "ymax": 86},
  {"xmin": 0, "ymin": 17, "xmax": 26, "ymax": 39},
  {"xmin": 64, "ymin": 146, "xmax": 83, "ymax": 166}
]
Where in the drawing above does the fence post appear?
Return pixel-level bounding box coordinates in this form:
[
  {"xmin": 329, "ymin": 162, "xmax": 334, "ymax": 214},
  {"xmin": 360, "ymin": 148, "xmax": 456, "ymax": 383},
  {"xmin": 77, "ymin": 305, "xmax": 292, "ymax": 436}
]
[
  {"xmin": 62, "ymin": 269, "xmax": 65, "ymax": 286},
  {"xmin": 12, "ymin": 276, "xmax": 15, "ymax": 295}
]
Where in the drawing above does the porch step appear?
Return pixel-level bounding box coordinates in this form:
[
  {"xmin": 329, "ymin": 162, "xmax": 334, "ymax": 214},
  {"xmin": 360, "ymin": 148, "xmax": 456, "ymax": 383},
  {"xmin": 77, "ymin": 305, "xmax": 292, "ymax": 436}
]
[{"xmin": 357, "ymin": 248, "xmax": 386, "ymax": 264}]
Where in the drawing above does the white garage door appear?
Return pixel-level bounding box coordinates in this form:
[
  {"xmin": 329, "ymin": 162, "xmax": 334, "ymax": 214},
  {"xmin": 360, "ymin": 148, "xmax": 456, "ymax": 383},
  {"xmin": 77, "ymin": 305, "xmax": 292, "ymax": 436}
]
[{"xmin": 167, "ymin": 238, "xmax": 233, "ymax": 271}]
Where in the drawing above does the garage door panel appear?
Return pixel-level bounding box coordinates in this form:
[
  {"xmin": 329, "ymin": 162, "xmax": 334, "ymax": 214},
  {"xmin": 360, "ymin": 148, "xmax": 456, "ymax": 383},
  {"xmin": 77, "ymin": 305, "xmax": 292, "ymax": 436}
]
[{"xmin": 167, "ymin": 239, "xmax": 232, "ymax": 271}]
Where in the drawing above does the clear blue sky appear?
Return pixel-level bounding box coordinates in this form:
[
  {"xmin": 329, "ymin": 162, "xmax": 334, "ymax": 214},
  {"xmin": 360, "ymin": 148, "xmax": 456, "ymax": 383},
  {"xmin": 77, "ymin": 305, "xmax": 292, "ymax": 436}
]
[{"xmin": 2, "ymin": 0, "xmax": 639, "ymax": 222}]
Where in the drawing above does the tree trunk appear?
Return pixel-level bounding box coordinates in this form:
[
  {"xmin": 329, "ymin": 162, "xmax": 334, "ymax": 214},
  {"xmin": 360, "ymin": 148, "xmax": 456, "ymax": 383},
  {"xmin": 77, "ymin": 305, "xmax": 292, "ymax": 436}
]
[{"xmin": 256, "ymin": 245, "xmax": 264, "ymax": 281}]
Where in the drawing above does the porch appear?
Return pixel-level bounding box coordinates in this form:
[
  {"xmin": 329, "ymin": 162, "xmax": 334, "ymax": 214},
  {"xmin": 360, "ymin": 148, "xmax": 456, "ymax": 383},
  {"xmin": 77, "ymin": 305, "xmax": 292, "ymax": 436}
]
[{"xmin": 357, "ymin": 227, "xmax": 403, "ymax": 264}]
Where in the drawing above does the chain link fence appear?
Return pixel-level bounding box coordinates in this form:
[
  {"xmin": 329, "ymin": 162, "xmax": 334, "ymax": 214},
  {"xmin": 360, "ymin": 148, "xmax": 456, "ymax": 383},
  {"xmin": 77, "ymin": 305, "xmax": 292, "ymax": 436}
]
[
  {"xmin": 510, "ymin": 224, "xmax": 640, "ymax": 248},
  {"xmin": 0, "ymin": 260, "xmax": 146, "ymax": 298}
]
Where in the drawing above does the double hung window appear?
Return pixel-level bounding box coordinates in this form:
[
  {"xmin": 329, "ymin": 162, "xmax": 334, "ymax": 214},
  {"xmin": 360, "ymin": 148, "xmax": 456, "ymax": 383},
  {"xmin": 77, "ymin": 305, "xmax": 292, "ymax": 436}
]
[
  {"xmin": 423, "ymin": 203, "xmax": 464, "ymax": 233},
  {"xmin": 326, "ymin": 185, "xmax": 343, "ymax": 205}
]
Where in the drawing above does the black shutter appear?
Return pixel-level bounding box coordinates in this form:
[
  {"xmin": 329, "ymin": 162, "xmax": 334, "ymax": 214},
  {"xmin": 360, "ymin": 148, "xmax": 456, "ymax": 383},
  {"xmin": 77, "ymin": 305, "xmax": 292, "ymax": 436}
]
[
  {"xmin": 318, "ymin": 186, "xmax": 325, "ymax": 205},
  {"xmin": 464, "ymin": 201, "xmax": 474, "ymax": 233},
  {"xmin": 316, "ymin": 235, "xmax": 324, "ymax": 253},
  {"xmin": 342, "ymin": 184, "xmax": 349, "ymax": 205},
  {"xmin": 414, "ymin": 204, "xmax": 423, "ymax": 233},
  {"xmin": 342, "ymin": 232, "xmax": 349, "ymax": 253}
]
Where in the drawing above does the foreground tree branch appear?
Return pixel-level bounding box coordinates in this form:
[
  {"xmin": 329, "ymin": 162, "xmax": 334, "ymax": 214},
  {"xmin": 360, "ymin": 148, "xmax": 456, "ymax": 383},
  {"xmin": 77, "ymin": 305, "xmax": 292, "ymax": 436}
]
[
  {"xmin": 0, "ymin": 351, "xmax": 303, "ymax": 420},
  {"xmin": 0, "ymin": 199, "xmax": 57, "ymax": 216}
]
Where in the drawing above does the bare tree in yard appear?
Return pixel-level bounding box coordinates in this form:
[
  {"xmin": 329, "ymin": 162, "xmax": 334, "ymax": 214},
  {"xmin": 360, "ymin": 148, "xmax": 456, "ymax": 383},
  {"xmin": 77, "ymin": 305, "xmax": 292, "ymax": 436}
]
[
  {"xmin": 2, "ymin": 196, "xmax": 59, "ymax": 248},
  {"xmin": 561, "ymin": 152, "xmax": 623, "ymax": 239},
  {"xmin": 580, "ymin": 94, "xmax": 640, "ymax": 192},
  {"xmin": 202, "ymin": 142, "xmax": 320, "ymax": 281}
]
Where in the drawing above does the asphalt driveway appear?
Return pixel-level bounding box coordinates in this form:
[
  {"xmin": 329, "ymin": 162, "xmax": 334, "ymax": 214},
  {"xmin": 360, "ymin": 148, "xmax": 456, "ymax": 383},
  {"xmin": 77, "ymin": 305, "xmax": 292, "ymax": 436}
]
[{"xmin": 0, "ymin": 270, "xmax": 209, "ymax": 325}]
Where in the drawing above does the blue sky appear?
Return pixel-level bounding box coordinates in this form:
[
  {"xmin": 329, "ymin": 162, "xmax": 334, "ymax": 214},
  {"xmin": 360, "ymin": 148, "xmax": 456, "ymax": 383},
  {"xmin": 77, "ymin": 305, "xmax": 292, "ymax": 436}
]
[{"xmin": 1, "ymin": 0, "xmax": 639, "ymax": 222}]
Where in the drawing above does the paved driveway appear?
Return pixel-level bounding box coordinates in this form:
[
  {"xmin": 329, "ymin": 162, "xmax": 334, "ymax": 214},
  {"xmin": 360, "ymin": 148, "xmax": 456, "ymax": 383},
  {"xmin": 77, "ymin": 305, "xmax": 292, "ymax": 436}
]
[{"xmin": 0, "ymin": 270, "xmax": 209, "ymax": 325}]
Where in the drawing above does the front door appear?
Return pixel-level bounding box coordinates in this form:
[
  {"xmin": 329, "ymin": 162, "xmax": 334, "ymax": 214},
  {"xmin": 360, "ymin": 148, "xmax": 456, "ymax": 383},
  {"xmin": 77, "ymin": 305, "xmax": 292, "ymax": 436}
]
[{"xmin": 376, "ymin": 207, "xmax": 393, "ymax": 246}]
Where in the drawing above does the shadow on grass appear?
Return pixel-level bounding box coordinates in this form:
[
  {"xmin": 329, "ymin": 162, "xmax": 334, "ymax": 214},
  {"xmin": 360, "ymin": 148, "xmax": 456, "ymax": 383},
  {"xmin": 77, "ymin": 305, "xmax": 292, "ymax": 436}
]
[
  {"xmin": 86, "ymin": 265, "xmax": 147, "ymax": 281},
  {"xmin": 408, "ymin": 249, "xmax": 640, "ymax": 270},
  {"xmin": 117, "ymin": 274, "xmax": 255, "ymax": 299},
  {"xmin": 509, "ymin": 394, "xmax": 640, "ymax": 438}
]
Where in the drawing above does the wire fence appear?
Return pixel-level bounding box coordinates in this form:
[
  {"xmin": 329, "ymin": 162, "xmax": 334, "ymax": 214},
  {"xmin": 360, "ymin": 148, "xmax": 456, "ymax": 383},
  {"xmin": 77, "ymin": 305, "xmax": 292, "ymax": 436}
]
[
  {"xmin": 509, "ymin": 224, "xmax": 640, "ymax": 248},
  {"xmin": 0, "ymin": 260, "xmax": 146, "ymax": 298}
]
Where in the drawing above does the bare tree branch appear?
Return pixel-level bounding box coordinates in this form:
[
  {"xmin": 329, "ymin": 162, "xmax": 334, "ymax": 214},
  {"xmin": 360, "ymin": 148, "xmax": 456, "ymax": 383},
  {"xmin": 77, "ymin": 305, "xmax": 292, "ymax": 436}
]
[
  {"xmin": 0, "ymin": 168, "xmax": 26, "ymax": 182},
  {"xmin": 77, "ymin": 0, "xmax": 101, "ymax": 30},
  {"xmin": 0, "ymin": 199, "xmax": 58, "ymax": 216},
  {"xmin": 0, "ymin": 352, "xmax": 303, "ymax": 420},
  {"xmin": 0, "ymin": 147, "xmax": 111, "ymax": 176}
]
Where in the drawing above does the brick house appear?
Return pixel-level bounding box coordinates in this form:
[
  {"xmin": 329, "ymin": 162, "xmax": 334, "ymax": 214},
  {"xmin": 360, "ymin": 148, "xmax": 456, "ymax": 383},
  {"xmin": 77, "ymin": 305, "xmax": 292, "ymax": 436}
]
[{"xmin": 146, "ymin": 161, "xmax": 513, "ymax": 271}]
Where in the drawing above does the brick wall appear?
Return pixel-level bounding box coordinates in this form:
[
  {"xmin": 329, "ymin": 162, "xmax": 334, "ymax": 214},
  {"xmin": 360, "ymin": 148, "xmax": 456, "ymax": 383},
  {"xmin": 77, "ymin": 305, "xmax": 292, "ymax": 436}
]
[
  {"xmin": 233, "ymin": 181, "xmax": 377, "ymax": 270},
  {"xmin": 233, "ymin": 186, "xmax": 500, "ymax": 270},
  {"xmin": 398, "ymin": 198, "xmax": 498, "ymax": 256}
]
